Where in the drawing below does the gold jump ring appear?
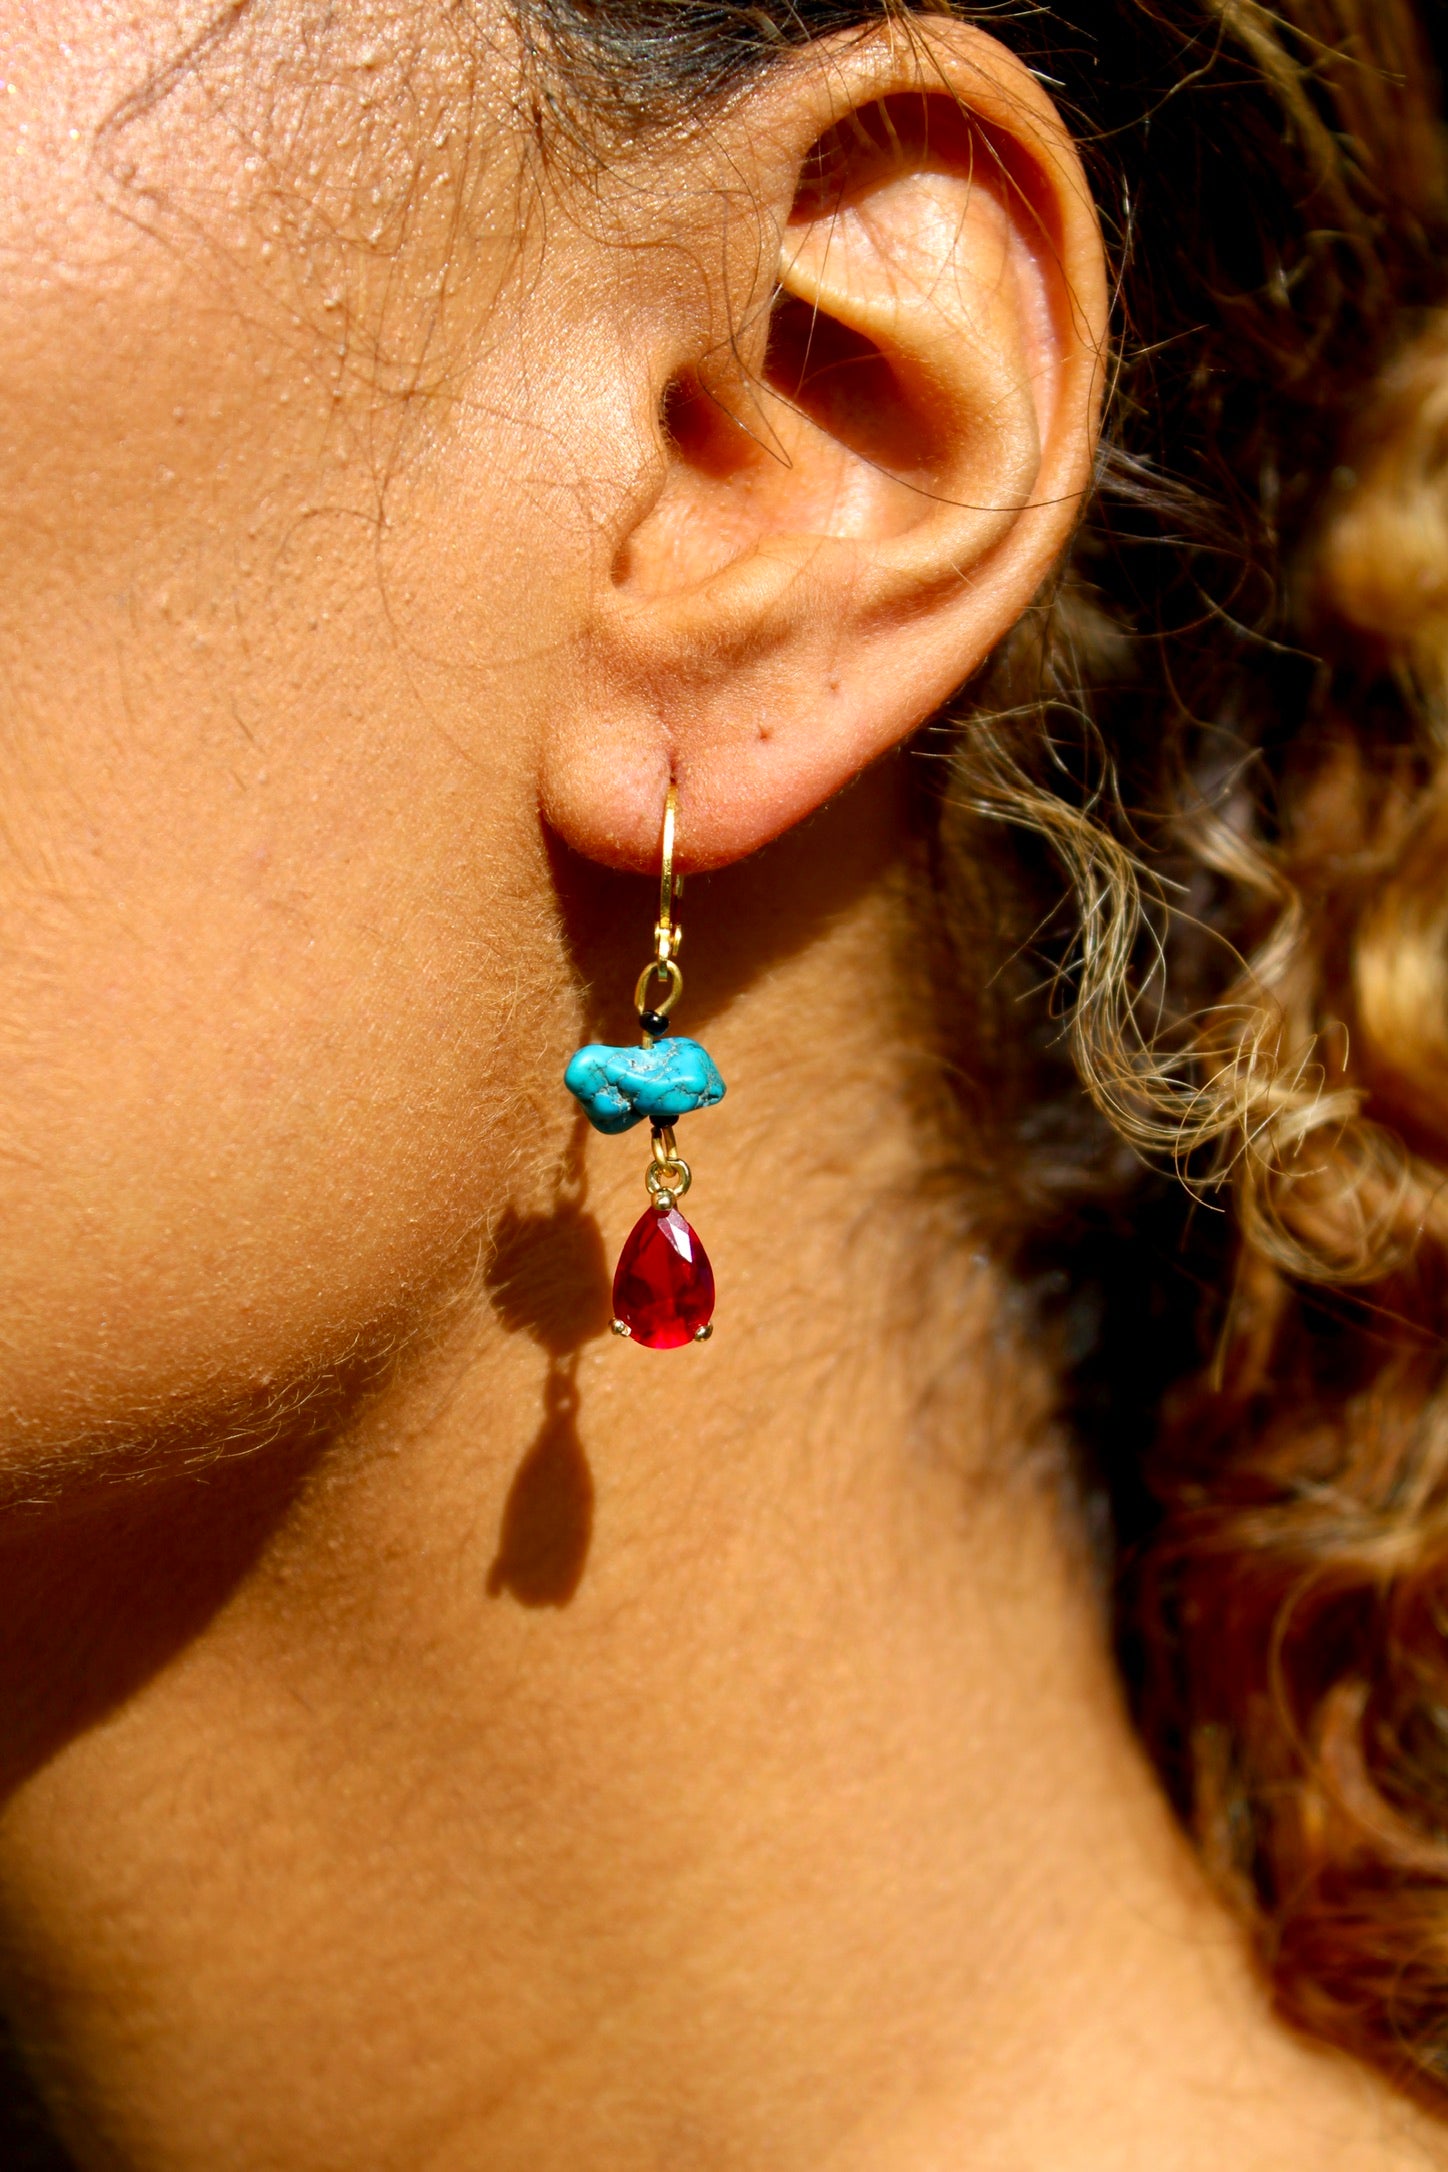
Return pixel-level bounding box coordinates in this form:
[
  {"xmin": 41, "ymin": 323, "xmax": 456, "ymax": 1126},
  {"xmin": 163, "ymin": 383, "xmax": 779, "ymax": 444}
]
[
  {"xmin": 634, "ymin": 956, "xmax": 683, "ymax": 1018},
  {"xmin": 645, "ymin": 1155, "xmax": 692, "ymax": 1200}
]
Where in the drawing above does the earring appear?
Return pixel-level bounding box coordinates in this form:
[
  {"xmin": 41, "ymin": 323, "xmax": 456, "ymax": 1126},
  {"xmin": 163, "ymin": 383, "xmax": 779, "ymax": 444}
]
[{"xmin": 564, "ymin": 785, "xmax": 725, "ymax": 1349}]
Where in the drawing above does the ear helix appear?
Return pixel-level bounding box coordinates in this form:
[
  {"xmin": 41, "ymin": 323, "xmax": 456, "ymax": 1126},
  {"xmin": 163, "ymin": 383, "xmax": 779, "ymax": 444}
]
[{"xmin": 563, "ymin": 786, "xmax": 725, "ymax": 1348}]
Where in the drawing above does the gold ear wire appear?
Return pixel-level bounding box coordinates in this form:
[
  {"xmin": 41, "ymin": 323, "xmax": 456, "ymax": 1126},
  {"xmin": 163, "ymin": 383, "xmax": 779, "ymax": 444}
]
[
  {"xmin": 655, "ymin": 782, "xmax": 681, "ymax": 964},
  {"xmin": 636, "ymin": 783, "xmax": 683, "ymax": 1037}
]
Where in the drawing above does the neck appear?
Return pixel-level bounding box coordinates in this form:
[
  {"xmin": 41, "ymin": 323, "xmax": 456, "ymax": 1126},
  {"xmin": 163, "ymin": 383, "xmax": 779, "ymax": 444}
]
[{"xmin": 0, "ymin": 781, "xmax": 1414, "ymax": 2170}]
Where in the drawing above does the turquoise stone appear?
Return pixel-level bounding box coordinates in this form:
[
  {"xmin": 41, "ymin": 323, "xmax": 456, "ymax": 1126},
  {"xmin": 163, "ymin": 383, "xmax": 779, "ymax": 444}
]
[{"xmin": 564, "ymin": 1037, "xmax": 726, "ymax": 1135}]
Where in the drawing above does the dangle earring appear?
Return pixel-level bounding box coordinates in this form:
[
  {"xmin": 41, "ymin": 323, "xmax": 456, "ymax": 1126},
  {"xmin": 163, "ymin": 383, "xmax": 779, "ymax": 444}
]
[{"xmin": 564, "ymin": 785, "xmax": 725, "ymax": 1349}]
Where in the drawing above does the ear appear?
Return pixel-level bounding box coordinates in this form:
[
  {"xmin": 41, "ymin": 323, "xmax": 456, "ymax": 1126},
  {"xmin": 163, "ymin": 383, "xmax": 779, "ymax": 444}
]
[{"xmin": 541, "ymin": 22, "xmax": 1108, "ymax": 872}]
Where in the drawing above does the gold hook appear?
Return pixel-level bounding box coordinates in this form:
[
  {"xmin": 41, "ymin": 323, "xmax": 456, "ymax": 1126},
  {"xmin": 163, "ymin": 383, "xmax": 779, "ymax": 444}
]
[
  {"xmin": 638, "ymin": 784, "xmax": 684, "ymax": 1044},
  {"xmin": 655, "ymin": 781, "xmax": 682, "ymax": 966}
]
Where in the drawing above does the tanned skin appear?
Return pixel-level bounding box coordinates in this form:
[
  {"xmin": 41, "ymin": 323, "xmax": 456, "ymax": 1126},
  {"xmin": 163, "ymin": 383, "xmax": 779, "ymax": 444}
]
[{"xmin": 0, "ymin": 5, "xmax": 1440, "ymax": 2166}]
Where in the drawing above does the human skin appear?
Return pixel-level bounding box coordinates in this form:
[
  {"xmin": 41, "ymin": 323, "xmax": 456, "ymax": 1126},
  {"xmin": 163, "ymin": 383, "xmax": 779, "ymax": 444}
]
[{"xmin": 0, "ymin": 3, "xmax": 1443, "ymax": 2166}]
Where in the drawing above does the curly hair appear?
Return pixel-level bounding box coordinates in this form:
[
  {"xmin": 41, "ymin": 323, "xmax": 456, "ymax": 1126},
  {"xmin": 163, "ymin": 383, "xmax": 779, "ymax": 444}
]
[{"xmin": 514, "ymin": 0, "xmax": 1448, "ymax": 2108}]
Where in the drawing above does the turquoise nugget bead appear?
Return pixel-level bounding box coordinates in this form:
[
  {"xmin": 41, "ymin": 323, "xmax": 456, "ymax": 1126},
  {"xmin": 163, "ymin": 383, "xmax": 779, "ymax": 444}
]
[{"xmin": 564, "ymin": 1038, "xmax": 726, "ymax": 1135}]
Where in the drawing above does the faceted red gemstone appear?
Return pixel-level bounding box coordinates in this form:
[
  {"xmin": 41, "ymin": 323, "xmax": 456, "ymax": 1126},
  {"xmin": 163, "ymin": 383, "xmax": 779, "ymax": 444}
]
[{"xmin": 612, "ymin": 1204, "xmax": 715, "ymax": 1349}]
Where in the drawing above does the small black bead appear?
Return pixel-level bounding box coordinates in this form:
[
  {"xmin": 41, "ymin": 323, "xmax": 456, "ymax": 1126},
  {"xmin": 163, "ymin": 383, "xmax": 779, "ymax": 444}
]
[{"xmin": 638, "ymin": 1010, "xmax": 670, "ymax": 1037}]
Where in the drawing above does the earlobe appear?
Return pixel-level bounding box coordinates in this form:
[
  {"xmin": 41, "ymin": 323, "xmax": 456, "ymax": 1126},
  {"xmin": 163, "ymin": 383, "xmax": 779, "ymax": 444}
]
[{"xmin": 542, "ymin": 24, "xmax": 1107, "ymax": 874}]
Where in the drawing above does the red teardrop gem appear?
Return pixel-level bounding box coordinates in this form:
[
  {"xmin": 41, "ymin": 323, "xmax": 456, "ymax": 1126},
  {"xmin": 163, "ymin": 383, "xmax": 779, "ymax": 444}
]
[{"xmin": 612, "ymin": 1204, "xmax": 715, "ymax": 1350}]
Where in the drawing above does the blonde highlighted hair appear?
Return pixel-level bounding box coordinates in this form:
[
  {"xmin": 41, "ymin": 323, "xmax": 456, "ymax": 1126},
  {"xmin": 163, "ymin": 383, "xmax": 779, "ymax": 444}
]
[{"xmin": 935, "ymin": 8, "xmax": 1448, "ymax": 2094}]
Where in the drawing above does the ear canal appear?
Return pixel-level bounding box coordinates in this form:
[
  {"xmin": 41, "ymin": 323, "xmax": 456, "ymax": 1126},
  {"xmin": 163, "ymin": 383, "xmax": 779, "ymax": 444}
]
[{"xmin": 657, "ymin": 372, "xmax": 756, "ymax": 485}]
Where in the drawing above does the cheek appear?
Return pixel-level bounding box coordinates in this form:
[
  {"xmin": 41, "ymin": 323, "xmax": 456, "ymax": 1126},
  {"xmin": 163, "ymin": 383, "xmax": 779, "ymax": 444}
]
[
  {"xmin": 0, "ymin": 4, "xmax": 582, "ymax": 1457},
  {"xmin": 0, "ymin": 652, "xmax": 552, "ymax": 1461}
]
